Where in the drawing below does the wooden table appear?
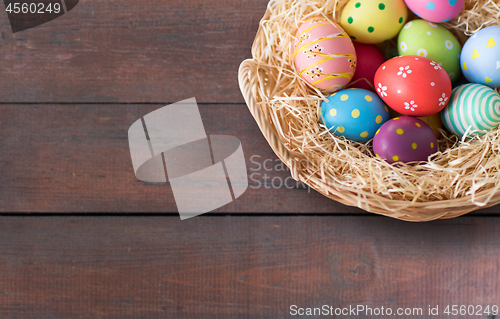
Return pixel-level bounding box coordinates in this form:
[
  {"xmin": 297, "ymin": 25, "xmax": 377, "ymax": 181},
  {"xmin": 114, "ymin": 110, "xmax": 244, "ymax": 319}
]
[{"xmin": 0, "ymin": 0, "xmax": 499, "ymax": 317}]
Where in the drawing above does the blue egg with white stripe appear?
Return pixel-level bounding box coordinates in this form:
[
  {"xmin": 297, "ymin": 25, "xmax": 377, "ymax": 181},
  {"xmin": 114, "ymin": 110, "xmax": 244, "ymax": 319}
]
[{"xmin": 441, "ymin": 84, "xmax": 500, "ymax": 137}]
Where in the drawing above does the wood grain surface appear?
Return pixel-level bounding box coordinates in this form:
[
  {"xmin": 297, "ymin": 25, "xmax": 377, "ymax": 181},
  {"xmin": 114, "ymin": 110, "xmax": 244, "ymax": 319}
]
[
  {"xmin": 0, "ymin": 0, "xmax": 268, "ymax": 103},
  {"xmin": 1, "ymin": 0, "xmax": 498, "ymax": 215},
  {"xmin": 0, "ymin": 103, "xmax": 350, "ymax": 213},
  {"xmin": 0, "ymin": 216, "xmax": 498, "ymax": 318},
  {"xmin": 1, "ymin": 0, "xmax": 499, "ymax": 317},
  {"xmin": 1, "ymin": 103, "xmax": 499, "ymax": 214}
]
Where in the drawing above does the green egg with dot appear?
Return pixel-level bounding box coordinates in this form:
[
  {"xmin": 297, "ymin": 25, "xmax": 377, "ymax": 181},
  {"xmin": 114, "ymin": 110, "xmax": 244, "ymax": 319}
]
[
  {"xmin": 340, "ymin": 0, "xmax": 408, "ymax": 44},
  {"xmin": 398, "ymin": 19, "xmax": 462, "ymax": 82},
  {"xmin": 320, "ymin": 88, "xmax": 390, "ymax": 142}
]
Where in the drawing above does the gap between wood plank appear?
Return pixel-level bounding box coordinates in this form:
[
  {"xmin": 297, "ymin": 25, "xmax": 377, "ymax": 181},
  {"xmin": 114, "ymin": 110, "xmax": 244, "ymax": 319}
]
[
  {"xmin": 0, "ymin": 102, "xmax": 248, "ymax": 105},
  {"xmin": 0, "ymin": 213, "xmax": 498, "ymax": 218}
]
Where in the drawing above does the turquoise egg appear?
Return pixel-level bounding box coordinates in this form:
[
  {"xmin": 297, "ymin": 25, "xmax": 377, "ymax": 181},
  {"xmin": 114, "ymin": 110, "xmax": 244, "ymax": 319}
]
[
  {"xmin": 320, "ymin": 88, "xmax": 390, "ymax": 142},
  {"xmin": 461, "ymin": 26, "xmax": 500, "ymax": 88}
]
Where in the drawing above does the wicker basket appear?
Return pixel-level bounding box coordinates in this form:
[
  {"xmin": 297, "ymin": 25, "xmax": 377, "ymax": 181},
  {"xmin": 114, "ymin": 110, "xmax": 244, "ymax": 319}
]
[{"xmin": 238, "ymin": 0, "xmax": 500, "ymax": 221}]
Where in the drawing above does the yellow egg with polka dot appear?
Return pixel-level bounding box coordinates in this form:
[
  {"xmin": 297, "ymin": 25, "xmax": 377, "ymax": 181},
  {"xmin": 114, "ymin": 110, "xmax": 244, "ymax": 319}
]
[
  {"xmin": 418, "ymin": 113, "xmax": 443, "ymax": 138},
  {"xmin": 320, "ymin": 88, "xmax": 390, "ymax": 142},
  {"xmin": 340, "ymin": 0, "xmax": 408, "ymax": 44},
  {"xmin": 373, "ymin": 116, "xmax": 438, "ymax": 164}
]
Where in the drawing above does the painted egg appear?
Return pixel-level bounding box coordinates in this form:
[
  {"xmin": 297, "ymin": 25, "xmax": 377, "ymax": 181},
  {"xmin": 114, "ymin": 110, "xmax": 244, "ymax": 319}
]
[
  {"xmin": 461, "ymin": 26, "xmax": 500, "ymax": 89},
  {"xmin": 441, "ymin": 84, "xmax": 500, "ymax": 137},
  {"xmin": 403, "ymin": 0, "xmax": 464, "ymax": 23},
  {"xmin": 320, "ymin": 88, "xmax": 390, "ymax": 142},
  {"xmin": 419, "ymin": 114, "xmax": 444, "ymax": 138},
  {"xmin": 340, "ymin": 0, "xmax": 408, "ymax": 44},
  {"xmin": 391, "ymin": 109, "xmax": 444, "ymax": 138},
  {"xmin": 373, "ymin": 117, "xmax": 438, "ymax": 164},
  {"xmin": 349, "ymin": 42, "xmax": 386, "ymax": 91},
  {"xmin": 294, "ymin": 18, "xmax": 357, "ymax": 94},
  {"xmin": 398, "ymin": 19, "xmax": 461, "ymax": 83},
  {"xmin": 374, "ymin": 56, "xmax": 452, "ymax": 117}
]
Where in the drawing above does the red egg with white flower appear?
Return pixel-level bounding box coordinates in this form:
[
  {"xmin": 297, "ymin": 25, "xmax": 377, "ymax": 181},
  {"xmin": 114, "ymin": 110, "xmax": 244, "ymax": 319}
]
[{"xmin": 374, "ymin": 56, "xmax": 452, "ymax": 117}]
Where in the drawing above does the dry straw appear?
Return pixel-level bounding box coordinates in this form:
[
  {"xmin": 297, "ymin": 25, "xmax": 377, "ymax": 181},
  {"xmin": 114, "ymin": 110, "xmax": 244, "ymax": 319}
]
[{"xmin": 238, "ymin": 0, "xmax": 500, "ymax": 221}]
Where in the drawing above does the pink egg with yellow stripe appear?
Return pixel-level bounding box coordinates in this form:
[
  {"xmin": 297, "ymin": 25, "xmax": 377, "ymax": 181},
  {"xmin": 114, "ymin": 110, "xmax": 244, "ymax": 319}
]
[{"xmin": 294, "ymin": 18, "xmax": 357, "ymax": 94}]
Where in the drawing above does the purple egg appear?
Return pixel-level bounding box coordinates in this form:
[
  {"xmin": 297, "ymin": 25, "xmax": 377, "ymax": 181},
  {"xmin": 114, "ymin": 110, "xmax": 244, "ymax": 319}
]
[{"xmin": 373, "ymin": 116, "xmax": 438, "ymax": 164}]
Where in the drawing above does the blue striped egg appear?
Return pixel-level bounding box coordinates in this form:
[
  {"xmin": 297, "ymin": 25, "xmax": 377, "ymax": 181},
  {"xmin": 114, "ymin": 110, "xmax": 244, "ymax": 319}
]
[{"xmin": 441, "ymin": 84, "xmax": 500, "ymax": 137}]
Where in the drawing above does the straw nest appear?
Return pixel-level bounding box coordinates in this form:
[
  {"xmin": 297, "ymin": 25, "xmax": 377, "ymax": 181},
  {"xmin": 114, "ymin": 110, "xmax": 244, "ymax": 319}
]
[{"xmin": 238, "ymin": 0, "xmax": 500, "ymax": 221}]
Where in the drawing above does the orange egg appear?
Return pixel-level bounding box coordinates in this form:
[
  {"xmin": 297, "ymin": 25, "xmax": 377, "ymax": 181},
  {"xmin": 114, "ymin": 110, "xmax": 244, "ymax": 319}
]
[{"xmin": 419, "ymin": 113, "xmax": 444, "ymax": 138}]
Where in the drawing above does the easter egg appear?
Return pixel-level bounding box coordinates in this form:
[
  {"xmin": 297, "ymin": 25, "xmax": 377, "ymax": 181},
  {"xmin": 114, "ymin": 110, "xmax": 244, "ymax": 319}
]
[
  {"xmin": 441, "ymin": 84, "xmax": 500, "ymax": 137},
  {"xmin": 461, "ymin": 26, "xmax": 500, "ymax": 89},
  {"xmin": 294, "ymin": 18, "xmax": 357, "ymax": 94},
  {"xmin": 403, "ymin": 0, "xmax": 464, "ymax": 23},
  {"xmin": 419, "ymin": 113, "xmax": 444, "ymax": 138},
  {"xmin": 349, "ymin": 42, "xmax": 386, "ymax": 91},
  {"xmin": 373, "ymin": 116, "xmax": 438, "ymax": 164},
  {"xmin": 374, "ymin": 55, "xmax": 452, "ymax": 117},
  {"xmin": 391, "ymin": 109, "xmax": 444, "ymax": 138},
  {"xmin": 340, "ymin": 0, "xmax": 408, "ymax": 44},
  {"xmin": 320, "ymin": 88, "xmax": 390, "ymax": 142},
  {"xmin": 398, "ymin": 19, "xmax": 461, "ymax": 82}
]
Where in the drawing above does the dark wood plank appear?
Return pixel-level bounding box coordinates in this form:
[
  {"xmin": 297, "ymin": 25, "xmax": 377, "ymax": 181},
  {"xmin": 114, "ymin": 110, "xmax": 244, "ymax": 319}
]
[
  {"xmin": 0, "ymin": 216, "xmax": 499, "ymax": 318},
  {"xmin": 0, "ymin": 103, "xmax": 355, "ymax": 213},
  {"xmin": 1, "ymin": 104, "xmax": 500, "ymax": 215},
  {"xmin": 0, "ymin": 0, "xmax": 268, "ymax": 103}
]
